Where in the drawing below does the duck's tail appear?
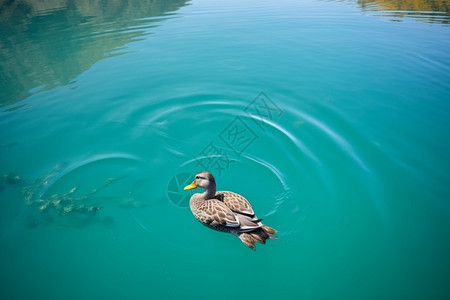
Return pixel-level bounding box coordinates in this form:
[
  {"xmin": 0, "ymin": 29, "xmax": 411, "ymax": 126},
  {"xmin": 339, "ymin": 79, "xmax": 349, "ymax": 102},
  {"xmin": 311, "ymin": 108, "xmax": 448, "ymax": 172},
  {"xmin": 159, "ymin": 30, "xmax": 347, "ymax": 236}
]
[{"xmin": 238, "ymin": 224, "xmax": 277, "ymax": 250}]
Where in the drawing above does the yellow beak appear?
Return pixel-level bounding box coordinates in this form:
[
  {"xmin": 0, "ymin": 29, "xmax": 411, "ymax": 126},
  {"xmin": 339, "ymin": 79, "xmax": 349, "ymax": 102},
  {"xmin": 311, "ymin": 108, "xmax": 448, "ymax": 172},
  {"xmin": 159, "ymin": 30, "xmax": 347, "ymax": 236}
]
[{"xmin": 184, "ymin": 181, "xmax": 197, "ymax": 190}]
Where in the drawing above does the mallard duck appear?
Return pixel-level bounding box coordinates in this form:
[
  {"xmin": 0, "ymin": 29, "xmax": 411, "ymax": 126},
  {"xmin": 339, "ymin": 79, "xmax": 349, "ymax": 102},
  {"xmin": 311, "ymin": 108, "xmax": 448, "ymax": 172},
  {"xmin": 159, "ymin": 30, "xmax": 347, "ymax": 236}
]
[{"xmin": 184, "ymin": 171, "xmax": 277, "ymax": 250}]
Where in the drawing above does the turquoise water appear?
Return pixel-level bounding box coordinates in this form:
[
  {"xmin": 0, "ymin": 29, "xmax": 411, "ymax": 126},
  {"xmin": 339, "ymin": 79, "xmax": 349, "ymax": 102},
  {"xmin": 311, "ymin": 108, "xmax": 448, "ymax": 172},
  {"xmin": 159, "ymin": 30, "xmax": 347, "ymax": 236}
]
[{"xmin": 1, "ymin": 0, "xmax": 450, "ymax": 299}]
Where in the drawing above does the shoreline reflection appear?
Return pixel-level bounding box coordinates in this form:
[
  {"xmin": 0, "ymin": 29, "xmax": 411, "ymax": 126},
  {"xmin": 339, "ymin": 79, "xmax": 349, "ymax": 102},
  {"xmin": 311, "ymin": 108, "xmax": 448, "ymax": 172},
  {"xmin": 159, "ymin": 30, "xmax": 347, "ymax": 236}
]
[
  {"xmin": 0, "ymin": 0, "xmax": 188, "ymax": 106},
  {"xmin": 357, "ymin": 0, "xmax": 450, "ymax": 24}
]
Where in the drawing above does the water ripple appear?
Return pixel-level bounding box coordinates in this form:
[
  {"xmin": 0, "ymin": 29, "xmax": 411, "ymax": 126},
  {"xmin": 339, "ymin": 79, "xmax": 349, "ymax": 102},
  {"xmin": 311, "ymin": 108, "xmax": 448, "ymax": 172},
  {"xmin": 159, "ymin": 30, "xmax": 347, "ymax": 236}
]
[{"xmin": 245, "ymin": 114, "xmax": 319, "ymax": 163}]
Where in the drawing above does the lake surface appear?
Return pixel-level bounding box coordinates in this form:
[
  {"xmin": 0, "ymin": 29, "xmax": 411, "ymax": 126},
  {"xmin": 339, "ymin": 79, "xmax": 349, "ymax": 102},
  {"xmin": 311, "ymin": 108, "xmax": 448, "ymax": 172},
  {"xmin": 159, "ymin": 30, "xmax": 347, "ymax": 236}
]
[{"xmin": 1, "ymin": 0, "xmax": 449, "ymax": 299}]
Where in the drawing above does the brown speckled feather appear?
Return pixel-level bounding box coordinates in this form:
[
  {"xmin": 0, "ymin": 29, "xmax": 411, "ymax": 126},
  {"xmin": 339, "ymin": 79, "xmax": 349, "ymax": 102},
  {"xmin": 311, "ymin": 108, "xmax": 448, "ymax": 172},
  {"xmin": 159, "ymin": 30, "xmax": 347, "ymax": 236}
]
[
  {"xmin": 215, "ymin": 191, "xmax": 255, "ymax": 217},
  {"xmin": 190, "ymin": 194, "xmax": 240, "ymax": 231}
]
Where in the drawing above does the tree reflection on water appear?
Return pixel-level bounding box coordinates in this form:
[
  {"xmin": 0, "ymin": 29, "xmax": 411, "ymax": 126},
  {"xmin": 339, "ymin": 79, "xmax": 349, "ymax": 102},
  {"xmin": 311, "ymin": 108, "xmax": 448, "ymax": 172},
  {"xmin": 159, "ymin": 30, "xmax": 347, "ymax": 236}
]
[
  {"xmin": 357, "ymin": 0, "xmax": 450, "ymax": 24},
  {"xmin": 0, "ymin": 0, "xmax": 188, "ymax": 106}
]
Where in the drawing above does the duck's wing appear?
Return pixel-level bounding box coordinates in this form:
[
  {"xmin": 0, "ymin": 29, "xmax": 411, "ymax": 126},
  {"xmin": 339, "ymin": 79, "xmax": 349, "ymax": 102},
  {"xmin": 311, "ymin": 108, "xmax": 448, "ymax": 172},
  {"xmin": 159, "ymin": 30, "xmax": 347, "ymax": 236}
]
[
  {"xmin": 216, "ymin": 191, "xmax": 256, "ymax": 218},
  {"xmin": 195, "ymin": 199, "xmax": 240, "ymax": 228}
]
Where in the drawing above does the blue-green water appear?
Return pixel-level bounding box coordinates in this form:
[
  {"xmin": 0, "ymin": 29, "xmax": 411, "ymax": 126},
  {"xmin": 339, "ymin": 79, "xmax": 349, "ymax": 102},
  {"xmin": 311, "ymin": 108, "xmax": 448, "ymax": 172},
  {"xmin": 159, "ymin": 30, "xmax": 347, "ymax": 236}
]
[{"xmin": 1, "ymin": 0, "xmax": 450, "ymax": 299}]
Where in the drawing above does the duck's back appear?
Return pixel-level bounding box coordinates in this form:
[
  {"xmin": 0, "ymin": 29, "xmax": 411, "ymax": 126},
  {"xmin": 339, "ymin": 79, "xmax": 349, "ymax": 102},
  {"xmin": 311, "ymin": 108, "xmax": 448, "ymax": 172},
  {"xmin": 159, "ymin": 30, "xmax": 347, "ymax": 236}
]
[{"xmin": 215, "ymin": 191, "xmax": 255, "ymax": 217}]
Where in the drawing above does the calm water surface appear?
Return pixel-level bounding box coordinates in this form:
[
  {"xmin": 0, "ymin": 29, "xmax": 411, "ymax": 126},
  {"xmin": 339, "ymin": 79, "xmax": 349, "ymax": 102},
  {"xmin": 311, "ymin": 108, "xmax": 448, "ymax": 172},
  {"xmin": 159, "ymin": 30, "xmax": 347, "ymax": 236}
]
[{"xmin": 1, "ymin": 0, "xmax": 450, "ymax": 299}]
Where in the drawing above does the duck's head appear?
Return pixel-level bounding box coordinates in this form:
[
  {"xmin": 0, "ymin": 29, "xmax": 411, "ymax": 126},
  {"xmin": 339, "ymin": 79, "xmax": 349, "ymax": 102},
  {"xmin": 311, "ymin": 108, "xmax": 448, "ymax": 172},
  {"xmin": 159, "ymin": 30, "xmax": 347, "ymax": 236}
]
[{"xmin": 184, "ymin": 171, "xmax": 216, "ymax": 192}]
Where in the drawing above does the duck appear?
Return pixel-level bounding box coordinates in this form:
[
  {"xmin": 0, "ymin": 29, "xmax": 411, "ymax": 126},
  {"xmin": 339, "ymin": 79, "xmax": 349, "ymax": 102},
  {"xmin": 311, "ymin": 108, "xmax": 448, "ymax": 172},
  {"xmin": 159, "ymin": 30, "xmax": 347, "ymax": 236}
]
[{"xmin": 184, "ymin": 171, "xmax": 277, "ymax": 250}]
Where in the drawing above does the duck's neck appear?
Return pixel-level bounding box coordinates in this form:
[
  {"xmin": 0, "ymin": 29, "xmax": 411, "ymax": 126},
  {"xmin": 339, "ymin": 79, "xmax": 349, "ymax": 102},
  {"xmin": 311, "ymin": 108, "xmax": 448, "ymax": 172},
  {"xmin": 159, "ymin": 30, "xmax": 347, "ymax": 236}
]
[{"xmin": 199, "ymin": 182, "xmax": 216, "ymax": 200}]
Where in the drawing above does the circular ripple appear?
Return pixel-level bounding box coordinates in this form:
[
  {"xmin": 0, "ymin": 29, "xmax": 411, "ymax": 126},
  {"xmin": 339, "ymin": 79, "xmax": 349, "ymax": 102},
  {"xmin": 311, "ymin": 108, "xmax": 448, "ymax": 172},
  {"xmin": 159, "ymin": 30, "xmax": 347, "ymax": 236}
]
[{"xmin": 129, "ymin": 90, "xmax": 385, "ymax": 251}]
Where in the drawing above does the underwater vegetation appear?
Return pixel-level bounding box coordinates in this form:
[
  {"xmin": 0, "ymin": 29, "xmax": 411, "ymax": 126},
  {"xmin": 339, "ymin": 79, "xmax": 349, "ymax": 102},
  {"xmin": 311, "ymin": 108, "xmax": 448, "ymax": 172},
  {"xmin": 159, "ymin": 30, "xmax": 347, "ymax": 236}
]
[{"xmin": 1, "ymin": 163, "xmax": 147, "ymax": 228}]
